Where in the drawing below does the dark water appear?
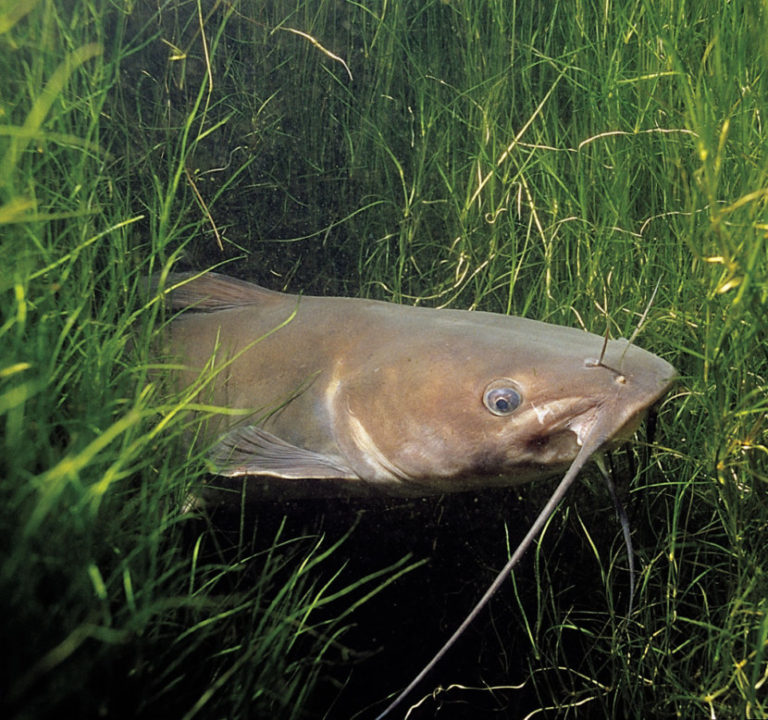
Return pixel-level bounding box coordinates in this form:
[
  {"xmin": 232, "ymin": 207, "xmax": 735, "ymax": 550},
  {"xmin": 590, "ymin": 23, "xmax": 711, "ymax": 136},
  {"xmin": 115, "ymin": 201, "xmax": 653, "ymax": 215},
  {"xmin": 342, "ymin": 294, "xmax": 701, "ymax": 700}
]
[{"xmin": 196, "ymin": 475, "xmax": 626, "ymax": 720}]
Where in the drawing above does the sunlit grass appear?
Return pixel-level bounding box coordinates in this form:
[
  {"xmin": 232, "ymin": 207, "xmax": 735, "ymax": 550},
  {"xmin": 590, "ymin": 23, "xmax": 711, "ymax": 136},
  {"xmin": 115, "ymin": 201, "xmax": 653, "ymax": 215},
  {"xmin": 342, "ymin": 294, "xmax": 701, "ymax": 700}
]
[{"xmin": 2, "ymin": 0, "xmax": 766, "ymax": 718}]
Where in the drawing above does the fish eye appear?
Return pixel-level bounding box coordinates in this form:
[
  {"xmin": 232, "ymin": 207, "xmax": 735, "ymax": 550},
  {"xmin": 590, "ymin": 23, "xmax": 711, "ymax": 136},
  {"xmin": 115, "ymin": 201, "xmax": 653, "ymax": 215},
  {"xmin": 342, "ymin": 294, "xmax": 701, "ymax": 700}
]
[{"xmin": 483, "ymin": 380, "xmax": 522, "ymax": 416}]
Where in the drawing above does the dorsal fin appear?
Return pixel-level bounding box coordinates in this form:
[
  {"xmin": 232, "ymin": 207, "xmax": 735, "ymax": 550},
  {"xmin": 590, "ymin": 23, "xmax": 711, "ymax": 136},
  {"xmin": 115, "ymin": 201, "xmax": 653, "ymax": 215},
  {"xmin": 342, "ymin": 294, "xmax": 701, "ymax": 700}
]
[{"xmin": 157, "ymin": 271, "xmax": 285, "ymax": 312}]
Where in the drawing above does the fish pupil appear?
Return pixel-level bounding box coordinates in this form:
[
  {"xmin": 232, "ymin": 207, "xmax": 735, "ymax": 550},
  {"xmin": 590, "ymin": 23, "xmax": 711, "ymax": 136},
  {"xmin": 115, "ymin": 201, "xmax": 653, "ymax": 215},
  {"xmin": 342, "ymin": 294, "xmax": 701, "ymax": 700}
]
[{"xmin": 483, "ymin": 384, "xmax": 522, "ymax": 416}]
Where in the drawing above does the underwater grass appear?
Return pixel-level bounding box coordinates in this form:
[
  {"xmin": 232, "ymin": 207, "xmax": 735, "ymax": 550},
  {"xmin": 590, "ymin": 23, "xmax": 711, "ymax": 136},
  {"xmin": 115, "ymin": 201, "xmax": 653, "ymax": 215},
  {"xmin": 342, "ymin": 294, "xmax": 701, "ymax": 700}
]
[
  {"xmin": 0, "ymin": 2, "xmax": 422, "ymax": 719},
  {"xmin": 2, "ymin": 0, "xmax": 767, "ymax": 719}
]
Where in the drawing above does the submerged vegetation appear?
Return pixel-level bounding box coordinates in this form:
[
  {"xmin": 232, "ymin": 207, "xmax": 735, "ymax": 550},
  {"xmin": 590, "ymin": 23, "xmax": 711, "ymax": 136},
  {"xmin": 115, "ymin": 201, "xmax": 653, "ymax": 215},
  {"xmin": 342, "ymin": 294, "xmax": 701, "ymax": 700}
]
[{"xmin": 1, "ymin": 0, "xmax": 766, "ymax": 718}]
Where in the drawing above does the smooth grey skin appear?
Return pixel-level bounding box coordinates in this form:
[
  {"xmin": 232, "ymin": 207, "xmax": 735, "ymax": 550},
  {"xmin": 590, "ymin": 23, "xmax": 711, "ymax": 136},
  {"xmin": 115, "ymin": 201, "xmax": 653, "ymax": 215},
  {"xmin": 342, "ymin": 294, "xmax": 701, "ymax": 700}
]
[{"xmin": 159, "ymin": 272, "xmax": 676, "ymax": 500}]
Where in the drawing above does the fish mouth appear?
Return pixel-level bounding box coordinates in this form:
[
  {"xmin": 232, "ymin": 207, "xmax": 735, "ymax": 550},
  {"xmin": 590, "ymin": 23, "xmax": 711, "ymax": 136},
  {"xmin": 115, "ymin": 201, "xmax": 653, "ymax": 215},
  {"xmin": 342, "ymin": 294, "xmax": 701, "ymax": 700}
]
[
  {"xmin": 499, "ymin": 398, "xmax": 597, "ymax": 470},
  {"xmin": 524, "ymin": 396, "xmax": 653, "ymax": 467},
  {"xmin": 528, "ymin": 396, "xmax": 598, "ymax": 437},
  {"xmin": 529, "ymin": 355, "xmax": 677, "ymax": 457}
]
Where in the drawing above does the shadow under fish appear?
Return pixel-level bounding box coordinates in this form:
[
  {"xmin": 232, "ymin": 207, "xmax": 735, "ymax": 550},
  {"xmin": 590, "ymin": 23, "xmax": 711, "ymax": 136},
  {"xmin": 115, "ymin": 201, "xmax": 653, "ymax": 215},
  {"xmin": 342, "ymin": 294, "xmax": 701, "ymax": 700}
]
[{"xmin": 153, "ymin": 271, "xmax": 676, "ymax": 718}]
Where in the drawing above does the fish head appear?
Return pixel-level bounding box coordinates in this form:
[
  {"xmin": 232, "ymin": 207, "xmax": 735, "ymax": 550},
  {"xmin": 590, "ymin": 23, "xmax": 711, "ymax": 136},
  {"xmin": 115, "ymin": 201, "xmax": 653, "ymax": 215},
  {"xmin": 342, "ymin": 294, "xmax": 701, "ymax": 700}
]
[{"xmin": 330, "ymin": 315, "xmax": 676, "ymax": 494}]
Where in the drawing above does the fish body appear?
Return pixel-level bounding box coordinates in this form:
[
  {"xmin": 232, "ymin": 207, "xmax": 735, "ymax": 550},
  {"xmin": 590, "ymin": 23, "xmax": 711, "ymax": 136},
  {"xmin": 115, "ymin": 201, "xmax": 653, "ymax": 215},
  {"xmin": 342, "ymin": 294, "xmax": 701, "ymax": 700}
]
[
  {"xmin": 161, "ymin": 272, "xmax": 675, "ymax": 498},
  {"xmin": 158, "ymin": 271, "xmax": 676, "ymax": 715}
]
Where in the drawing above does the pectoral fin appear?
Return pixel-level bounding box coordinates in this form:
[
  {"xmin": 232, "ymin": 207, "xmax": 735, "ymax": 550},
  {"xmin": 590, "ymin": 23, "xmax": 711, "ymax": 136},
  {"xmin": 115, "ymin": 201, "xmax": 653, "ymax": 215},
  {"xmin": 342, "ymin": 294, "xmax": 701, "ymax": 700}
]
[{"xmin": 209, "ymin": 425, "xmax": 359, "ymax": 480}]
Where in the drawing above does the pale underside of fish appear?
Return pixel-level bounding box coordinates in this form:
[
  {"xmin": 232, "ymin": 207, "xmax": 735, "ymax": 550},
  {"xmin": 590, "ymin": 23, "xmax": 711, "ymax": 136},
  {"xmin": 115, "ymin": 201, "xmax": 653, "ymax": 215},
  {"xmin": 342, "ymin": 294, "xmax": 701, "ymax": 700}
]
[{"xmin": 157, "ymin": 272, "xmax": 676, "ymax": 500}]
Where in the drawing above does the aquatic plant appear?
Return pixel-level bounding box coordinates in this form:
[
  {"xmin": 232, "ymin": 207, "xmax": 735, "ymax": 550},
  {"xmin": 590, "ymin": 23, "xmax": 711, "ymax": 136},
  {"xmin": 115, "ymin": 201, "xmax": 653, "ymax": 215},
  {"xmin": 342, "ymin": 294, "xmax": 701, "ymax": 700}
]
[{"xmin": 1, "ymin": 1, "xmax": 765, "ymax": 718}]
